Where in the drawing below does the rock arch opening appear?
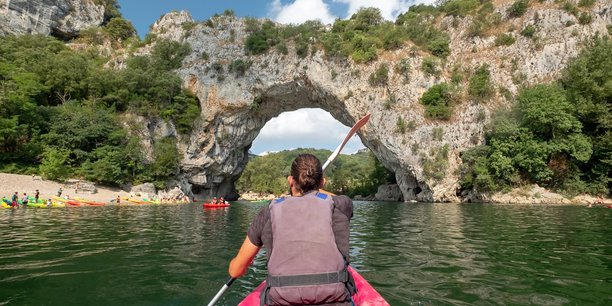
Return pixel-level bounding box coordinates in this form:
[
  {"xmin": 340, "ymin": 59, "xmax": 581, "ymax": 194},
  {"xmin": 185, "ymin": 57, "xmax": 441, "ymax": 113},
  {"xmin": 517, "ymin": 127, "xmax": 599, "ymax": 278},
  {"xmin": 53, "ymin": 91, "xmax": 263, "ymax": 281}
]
[
  {"xmin": 180, "ymin": 77, "xmax": 425, "ymax": 201},
  {"xmin": 249, "ymin": 108, "xmax": 365, "ymax": 156}
]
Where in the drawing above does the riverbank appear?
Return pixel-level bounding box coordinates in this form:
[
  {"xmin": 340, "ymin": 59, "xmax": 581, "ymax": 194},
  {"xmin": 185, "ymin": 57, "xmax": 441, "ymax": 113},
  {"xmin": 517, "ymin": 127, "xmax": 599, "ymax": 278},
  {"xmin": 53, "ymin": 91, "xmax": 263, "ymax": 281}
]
[
  {"xmin": 0, "ymin": 173, "xmax": 128, "ymax": 203},
  {"xmin": 471, "ymin": 185, "xmax": 610, "ymax": 206},
  {"xmin": 2, "ymin": 173, "xmax": 608, "ymax": 205}
]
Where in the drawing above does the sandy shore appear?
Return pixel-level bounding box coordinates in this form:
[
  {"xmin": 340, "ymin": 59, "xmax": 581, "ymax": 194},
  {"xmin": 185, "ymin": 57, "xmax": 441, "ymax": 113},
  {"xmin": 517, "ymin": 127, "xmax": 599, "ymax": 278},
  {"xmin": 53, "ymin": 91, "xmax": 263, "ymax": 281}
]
[{"xmin": 0, "ymin": 173, "xmax": 128, "ymax": 203}]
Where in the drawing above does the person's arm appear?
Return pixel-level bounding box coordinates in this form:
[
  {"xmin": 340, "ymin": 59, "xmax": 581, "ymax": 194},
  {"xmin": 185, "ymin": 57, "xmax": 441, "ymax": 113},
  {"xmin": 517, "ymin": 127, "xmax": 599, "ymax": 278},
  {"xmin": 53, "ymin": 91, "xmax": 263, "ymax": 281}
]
[{"xmin": 228, "ymin": 236, "xmax": 260, "ymax": 278}]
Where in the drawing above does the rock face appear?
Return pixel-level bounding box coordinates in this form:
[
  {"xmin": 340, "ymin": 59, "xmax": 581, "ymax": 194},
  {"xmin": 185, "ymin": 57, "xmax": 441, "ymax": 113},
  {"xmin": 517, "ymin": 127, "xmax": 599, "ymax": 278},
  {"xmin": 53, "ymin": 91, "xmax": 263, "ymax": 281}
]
[
  {"xmin": 142, "ymin": 3, "xmax": 610, "ymax": 202},
  {"xmin": 0, "ymin": 0, "xmax": 105, "ymax": 39},
  {"xmin": 375, "ymin": 184, "xmax": 404, "ymax": 202}
]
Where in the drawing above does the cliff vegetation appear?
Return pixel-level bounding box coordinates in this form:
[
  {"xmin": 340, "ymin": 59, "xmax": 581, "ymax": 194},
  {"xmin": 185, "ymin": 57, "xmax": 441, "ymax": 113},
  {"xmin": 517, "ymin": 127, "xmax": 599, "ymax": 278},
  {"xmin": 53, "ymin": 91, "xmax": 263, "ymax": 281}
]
[{"xmin": 0, "ymin": 34, "xmax": 198, "ymax": 189}]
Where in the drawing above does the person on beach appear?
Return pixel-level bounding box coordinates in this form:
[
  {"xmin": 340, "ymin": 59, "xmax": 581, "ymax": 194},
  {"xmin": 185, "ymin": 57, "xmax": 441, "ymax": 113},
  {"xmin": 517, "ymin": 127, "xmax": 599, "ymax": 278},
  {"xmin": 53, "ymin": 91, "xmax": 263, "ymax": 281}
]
[
  {"xmin": 21, "ymin": 193, "xmax": 28, "ymax": 207},
  {"xmin": 35, "ymin": 189, "xmax": 40, "ymax": 203},
  {"xmin": 11, "ymin": 192, "xmax": 18, "ymax": 207},
  {"xmin": 46, "ymin": 198, "xmax": 52, "ymax": 207},
  {"xmin": 228, "ymin": 154, "xmax": 356, "ymax": 305},
  {"xmin": 57, "ymin": 186, "xmax": 63, "ymax": 197},
  {"xmin": 116, "ymin": 195, "xmax": 121, "ymax": 205}
]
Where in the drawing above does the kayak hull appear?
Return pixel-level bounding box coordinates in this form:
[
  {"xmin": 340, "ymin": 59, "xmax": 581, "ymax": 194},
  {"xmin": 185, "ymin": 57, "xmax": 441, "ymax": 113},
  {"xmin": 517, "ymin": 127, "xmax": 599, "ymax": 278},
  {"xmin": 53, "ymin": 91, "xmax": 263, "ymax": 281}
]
[
  {"xmin": 238, "ymin": 266, "xmax": 389, "ymax": 305},
  {"xmin": 27, "ymin": 202, "xmax": 47, "ymax": 208},
  {"xmin": 66, "ymin": 200, "xmax": 85, "ymax": 206},
  {"xmin": 75, "ymin": 197, "xmax": 106, "ymax": 206}
]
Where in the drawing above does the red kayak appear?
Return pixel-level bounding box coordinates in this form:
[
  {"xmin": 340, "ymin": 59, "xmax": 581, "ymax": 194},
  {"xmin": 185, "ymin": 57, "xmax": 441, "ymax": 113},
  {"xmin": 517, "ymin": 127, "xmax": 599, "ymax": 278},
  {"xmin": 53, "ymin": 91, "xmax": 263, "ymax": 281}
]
[
  {"xmin": 238, "ymin": 266, "xmax": 389, "ymax": 305},
  {"xmin": 203, "ymin": 203, "xmax": 230, "ymax": 208}
]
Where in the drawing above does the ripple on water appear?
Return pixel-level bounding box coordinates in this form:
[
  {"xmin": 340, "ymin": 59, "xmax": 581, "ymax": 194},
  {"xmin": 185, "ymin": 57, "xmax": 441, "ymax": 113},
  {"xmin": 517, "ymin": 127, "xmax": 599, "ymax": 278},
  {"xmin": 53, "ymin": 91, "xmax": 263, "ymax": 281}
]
[{"xmin": 0, "ymin": 202, "xmax": 611, "ymax": 305}]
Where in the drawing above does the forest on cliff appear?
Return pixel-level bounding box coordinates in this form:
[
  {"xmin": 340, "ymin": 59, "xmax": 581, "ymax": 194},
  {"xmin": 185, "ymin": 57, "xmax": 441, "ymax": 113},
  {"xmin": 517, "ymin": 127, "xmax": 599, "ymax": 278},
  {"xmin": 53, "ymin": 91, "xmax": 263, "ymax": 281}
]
[{"xmin": 0, "ymin": 0, "xmax": 609, "ymax": 197}]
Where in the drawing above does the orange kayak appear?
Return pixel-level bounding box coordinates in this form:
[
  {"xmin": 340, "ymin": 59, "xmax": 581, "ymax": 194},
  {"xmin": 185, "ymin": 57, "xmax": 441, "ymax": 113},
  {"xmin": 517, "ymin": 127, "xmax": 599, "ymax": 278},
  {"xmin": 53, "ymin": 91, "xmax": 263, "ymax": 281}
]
[
  {"xmin": 75, "ymin": 197, "xmax": 106, "ymax": 206},
  {"xmin": 66, "ymin": 200, "xmax": 85, "ymax": 207}
]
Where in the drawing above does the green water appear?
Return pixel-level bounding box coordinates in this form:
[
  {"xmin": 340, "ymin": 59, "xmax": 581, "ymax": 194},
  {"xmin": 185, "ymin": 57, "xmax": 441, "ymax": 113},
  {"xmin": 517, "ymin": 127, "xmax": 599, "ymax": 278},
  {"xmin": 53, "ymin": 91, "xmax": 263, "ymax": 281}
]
[{"xmin": 0, "ymin": 202, "xmax": 610, "ymax": 305}]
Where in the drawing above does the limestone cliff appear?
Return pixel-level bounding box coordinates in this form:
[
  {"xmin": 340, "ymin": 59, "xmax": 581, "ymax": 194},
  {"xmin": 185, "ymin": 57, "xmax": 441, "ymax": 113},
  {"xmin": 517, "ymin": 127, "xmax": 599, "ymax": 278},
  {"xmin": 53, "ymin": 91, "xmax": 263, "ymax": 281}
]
[
  {"xmin": 141, "ymin": 1, "xmax": 610, "ymax": 202},
  {"xmin": 0, "ymin": 0, "xmax": 105, "ymax": 39}
]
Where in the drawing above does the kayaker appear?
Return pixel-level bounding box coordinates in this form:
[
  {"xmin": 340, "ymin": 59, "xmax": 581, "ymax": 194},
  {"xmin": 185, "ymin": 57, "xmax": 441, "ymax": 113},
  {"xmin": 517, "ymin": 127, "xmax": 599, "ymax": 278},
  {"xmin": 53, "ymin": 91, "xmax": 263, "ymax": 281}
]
[
  {"xmin": 219, "ymin": 197, "xmax": 225, "ymax": 205},
  {"xmin": 46, "ymin": 198, "xmax": 52, "ymax": 207},
  {"xmin": 212, "ymin": 197, "xmax": 218, "ymax": 204},
  {"xmin": 11, "ymin": 192, "xmax": 18, "ymax": 207},
  {"xmin": 21, "ymin": 193, "xmax": 28, "ymax": 207},
  {"xmin": 228, "ymin": 153, "xmax": 356, "ymax": 305}
]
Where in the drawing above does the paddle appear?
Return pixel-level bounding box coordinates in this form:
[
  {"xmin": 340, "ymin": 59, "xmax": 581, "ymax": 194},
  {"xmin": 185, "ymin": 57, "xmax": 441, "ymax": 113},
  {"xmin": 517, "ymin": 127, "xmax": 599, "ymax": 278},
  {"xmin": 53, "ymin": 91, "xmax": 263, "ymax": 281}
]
[
  {"xmin": 207, "ymin": 277, "xmax": 236, "ymax": 306},
  {"xmin": 322, "ymin": 114, "xmax": 371, "ymax": 171},
  {"xmin": 206, "ymin": 114, "xmax": 371, "ymax": 305}
]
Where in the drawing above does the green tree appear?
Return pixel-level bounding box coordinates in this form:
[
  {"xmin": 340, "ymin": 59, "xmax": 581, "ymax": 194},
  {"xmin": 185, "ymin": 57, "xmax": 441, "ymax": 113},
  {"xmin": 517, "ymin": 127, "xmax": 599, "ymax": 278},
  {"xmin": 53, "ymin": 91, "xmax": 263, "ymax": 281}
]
[
  {"xmin": 560, "ymin": 37, "xmax": 611, "ymax": 193},
  {"xmin": 39, "ymin": 148, "xmax": 70, "ymax": 180},
  {"xmin": 104, "ymin": 17, "xmax": 136, "ymax": 41},
  {"xmin": 149, "ymin": 137, "xmax": 180, "ymax": 189},
  {"xmin": 81, "ymin": 145, "xmax": 127, "ymax": 185},
  {"xmin": 468, "ymin": 64, "xmax": 493, "ymax": 100},
  {"xmin": 420, "ymin": 83, "xmax": 453, "ymax": 120},
  {"xmin": 150, "ymin": 40, "xmax": 192, "ymax": 71},
  {"xmin": 349, "ymin": 7, "xmax": 383, "ymax": 32},
  {"xmin": 507, "ymin": 0, "xmax": 529, "ymax": 18}
]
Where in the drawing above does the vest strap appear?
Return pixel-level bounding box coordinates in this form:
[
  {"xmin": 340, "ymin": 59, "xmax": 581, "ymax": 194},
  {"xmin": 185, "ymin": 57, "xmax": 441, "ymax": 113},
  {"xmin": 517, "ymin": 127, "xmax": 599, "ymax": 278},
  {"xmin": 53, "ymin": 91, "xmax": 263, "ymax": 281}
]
[{"xmin": 266, "ymin": 268, "xmax": 348, "ymax": 287}]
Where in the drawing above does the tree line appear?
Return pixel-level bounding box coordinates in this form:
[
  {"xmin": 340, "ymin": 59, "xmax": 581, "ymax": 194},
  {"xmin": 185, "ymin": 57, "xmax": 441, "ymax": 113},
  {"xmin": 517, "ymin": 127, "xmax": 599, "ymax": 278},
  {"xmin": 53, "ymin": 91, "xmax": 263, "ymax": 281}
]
[
  {"xmin": 460, "ymin": 37, "xmax": 611, "ymax": 196},
  {"xmin": 236, "ymin": 149, "xmax": 395, "ymax": 198},
  {"xmin": 0, "ymin": 34, "xmax": 198, "ymax": 189}
]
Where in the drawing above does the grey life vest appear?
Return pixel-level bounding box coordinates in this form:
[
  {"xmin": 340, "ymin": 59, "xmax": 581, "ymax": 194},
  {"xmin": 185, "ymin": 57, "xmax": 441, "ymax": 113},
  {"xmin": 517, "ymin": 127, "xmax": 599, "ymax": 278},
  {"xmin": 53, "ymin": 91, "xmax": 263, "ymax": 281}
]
[{"xmin": 263, "ymin": 192, "xmax": 350, "ymax": 305}]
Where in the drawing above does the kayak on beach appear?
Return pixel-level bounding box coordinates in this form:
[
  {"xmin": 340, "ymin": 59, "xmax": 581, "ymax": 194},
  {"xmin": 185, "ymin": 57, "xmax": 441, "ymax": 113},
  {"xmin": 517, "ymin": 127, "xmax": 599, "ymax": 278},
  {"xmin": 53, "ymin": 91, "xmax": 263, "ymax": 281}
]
[
  {"xmin": 74, "ymin": 197, "xmax": 106, "ymax": 206},
  {"xmin": 238, "ymin": 266, "xmax": 389, "ymax": 305},
  {"xmin": 66, "ymin": 200, "xmax": 85, "ymax": 206}
]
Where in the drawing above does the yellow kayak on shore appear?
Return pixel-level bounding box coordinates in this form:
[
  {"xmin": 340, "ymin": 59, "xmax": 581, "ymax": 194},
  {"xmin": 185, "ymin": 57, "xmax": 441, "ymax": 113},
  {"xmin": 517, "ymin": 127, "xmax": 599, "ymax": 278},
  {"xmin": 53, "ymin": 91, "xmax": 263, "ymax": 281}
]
[{"xmin": 51, "ymin": 201, "xmax": 66, "ymax": 208}]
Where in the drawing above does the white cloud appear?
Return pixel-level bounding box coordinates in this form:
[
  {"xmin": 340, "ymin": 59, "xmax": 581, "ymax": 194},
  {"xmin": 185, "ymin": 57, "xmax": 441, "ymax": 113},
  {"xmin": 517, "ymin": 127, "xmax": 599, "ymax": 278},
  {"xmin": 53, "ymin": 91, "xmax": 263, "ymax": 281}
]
[
  {"xmin": 251, "ymin": 109, "xmax": 365, "ymax": 155},
  {"xmin": 334, "ymin": 0, "xmax": 426, "ymax": 20},
  {"xmin": 268, "ymin": 0, "xmax": 437, "ymax": 25},
  {"xmin": 270, "ymin": 0, "xmax": 337, "ymax": 24}
]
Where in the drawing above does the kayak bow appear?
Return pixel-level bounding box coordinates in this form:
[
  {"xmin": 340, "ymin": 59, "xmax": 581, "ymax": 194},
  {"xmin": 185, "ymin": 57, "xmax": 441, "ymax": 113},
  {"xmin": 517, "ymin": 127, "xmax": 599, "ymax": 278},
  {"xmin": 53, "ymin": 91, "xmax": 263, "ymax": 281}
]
[{"xmin": 238, "ymin": 266, "xmax": 389, "ymax": 305}]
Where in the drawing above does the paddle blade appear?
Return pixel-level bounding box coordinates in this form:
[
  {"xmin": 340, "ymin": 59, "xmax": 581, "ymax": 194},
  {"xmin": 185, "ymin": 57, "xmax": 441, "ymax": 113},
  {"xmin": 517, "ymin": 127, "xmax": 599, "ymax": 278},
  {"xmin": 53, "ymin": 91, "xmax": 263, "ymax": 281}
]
[{"xmin": 322, "ymin": 114, "xmax": 371, "ymax": 171}]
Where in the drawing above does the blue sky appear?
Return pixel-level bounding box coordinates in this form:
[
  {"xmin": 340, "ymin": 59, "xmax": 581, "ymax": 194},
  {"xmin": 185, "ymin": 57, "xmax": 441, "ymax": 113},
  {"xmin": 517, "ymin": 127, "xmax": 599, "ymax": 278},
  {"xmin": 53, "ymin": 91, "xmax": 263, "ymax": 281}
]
[{"xmin": 117, "ymin": 0, "xmax": 430, "ymax": 155}]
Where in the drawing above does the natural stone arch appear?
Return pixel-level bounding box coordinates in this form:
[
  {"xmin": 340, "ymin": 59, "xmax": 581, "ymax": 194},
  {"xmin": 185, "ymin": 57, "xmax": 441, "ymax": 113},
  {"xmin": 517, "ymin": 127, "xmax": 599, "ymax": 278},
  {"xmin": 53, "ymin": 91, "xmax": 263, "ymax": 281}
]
[
  {"xmin": 179, "ymin": 74, "xmax": 426, "ymax": 201},
  {"xmin": 156, "ymin": 7, "xmax": 610, "ymax": 202},
  {"xmin": 169, "ymin": 16, "xmax": 462, "ymax": 203}
]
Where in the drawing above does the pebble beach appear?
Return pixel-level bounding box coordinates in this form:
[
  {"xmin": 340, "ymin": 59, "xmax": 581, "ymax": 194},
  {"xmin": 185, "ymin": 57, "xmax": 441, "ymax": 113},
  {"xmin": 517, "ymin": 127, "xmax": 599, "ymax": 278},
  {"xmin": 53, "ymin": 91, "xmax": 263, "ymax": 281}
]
[{"xmin": 0, "ymin": 173, "xmax": 127, "ymax": 203}]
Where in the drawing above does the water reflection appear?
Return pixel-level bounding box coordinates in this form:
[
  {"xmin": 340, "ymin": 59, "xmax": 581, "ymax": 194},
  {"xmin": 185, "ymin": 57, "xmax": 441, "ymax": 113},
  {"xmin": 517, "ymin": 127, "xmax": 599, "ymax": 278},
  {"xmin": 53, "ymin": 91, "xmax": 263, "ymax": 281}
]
[{"xmin": 0, "ymin": 202, "xmax": 610, "ymax": 305}]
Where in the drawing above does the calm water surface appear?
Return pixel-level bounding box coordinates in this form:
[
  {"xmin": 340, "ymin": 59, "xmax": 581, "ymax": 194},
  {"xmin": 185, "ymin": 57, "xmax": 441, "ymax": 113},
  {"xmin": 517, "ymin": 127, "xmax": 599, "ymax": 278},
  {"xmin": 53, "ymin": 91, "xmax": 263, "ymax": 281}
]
[{"xmin": 0, "ymin": 202, "xmax": 610, "ymax": 305}]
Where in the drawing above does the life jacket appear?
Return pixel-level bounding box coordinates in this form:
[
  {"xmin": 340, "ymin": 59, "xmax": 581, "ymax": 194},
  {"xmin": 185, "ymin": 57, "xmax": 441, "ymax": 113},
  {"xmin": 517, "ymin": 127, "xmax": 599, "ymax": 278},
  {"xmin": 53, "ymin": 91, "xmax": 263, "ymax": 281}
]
[{"xmin": 262, "ymin": 191, "xmax": 353, "ymax": 305}]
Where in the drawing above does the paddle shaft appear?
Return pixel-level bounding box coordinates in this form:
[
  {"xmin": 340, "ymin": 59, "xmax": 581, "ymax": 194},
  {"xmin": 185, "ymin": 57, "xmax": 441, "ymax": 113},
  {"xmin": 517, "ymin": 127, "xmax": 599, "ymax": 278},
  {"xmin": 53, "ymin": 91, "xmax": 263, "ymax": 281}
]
[{"xmin": 207, "ymin": 277, "xmax": 236, "ymax": 306}]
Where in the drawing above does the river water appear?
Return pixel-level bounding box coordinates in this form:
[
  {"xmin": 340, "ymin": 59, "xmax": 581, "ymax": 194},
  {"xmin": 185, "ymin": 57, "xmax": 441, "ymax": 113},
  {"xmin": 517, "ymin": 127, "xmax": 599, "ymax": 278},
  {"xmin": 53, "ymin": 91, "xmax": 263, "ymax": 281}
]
[{"xmin": 0, "ymin": 202, "xmax": 610, "ymax": 305}]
